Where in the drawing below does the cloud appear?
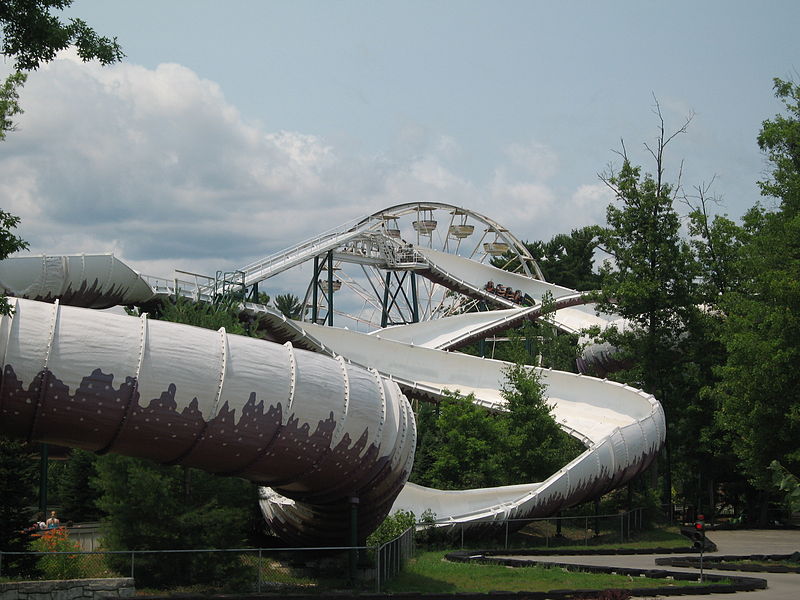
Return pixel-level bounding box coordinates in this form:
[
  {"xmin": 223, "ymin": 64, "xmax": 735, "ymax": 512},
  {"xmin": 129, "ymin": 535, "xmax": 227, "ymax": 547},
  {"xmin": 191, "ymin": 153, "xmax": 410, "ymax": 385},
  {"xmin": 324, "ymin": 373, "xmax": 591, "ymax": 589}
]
[
  {"xmin": 504, "ymin": 140, "xmax": 559, "ymax": 180},
  {"xmin": 0, "ymin": 53, "xmax": 606, "ymax": 282}
]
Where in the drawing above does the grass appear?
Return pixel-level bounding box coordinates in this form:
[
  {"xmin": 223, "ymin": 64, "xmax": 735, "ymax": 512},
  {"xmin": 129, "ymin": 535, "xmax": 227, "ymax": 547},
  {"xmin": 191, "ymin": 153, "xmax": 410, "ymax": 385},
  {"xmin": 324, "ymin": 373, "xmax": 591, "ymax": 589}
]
[
  {"xmin": 433, "ymin": 523, "xmax": 692, "ymax": 552},
  {"xmin": 384, "ymin": 551, "xmax": 715, "ymax": 594},
  {"xmin": 517, "ymin": 525, "xmax": 691, "ymax": 551},
  {"xmin": 704, "ymin": 557, "xmax": 800, "ymax": 569}
]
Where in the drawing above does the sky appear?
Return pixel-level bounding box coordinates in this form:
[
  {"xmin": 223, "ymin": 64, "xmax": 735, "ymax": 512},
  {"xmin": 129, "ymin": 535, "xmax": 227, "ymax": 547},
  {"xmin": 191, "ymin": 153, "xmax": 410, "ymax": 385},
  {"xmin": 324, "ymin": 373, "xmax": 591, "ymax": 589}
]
[{"xmin": 1, "ymin": 0, "xmax": 798, "ymax": 296}]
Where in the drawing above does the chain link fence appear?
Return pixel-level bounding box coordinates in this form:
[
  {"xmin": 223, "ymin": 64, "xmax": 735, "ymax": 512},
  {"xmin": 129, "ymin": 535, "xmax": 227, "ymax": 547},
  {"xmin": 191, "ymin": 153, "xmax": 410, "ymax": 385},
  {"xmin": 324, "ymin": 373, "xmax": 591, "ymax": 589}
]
[
  {"xmin": 1, "ymin": 527, "xmax": 417, "ymax": 594},
  {"xmin": 416, "ymin": 507, "xmax": 647, "ymax": 550}
]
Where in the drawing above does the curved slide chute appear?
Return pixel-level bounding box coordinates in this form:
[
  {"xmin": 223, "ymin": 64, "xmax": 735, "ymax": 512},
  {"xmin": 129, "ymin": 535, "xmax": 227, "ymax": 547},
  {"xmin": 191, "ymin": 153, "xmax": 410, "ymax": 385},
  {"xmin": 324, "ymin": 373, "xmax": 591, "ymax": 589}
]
[
  {"xmin": 260, "ymin": 320, "xmax": 664, "ymax": 530},
  {"xmin": 411, "ymin": 246, "xmax": 625, "ymax": 336}
]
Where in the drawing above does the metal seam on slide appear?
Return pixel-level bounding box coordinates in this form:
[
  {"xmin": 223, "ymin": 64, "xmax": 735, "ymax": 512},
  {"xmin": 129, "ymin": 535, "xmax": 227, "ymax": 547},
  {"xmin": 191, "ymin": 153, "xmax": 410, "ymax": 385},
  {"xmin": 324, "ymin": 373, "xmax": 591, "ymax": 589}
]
[
  {"xmin": 371, "ymin": 367, "xmax": 386, "ymax": 446},
  {"xmin": 619, "ymin": 427, "xmax": 631, "ymax": 469},
  {"xmin": 38, "ymin": 255, "xmax": 47, "ymax": 298},
  {"xmin": 103, "ymin": 253, "xmax": 114, "ymax": 293},
  {"xmin": 212, "ymin": 327, "xmax": 228, "ymax": 420},
  {"xmin": 99, "ymin": 311, "xmax": 149, "ymax": 454},
  {"xmin": 391, "ymin": 391, "xmax": 409, "ymax": 468},
  {"xmin": 57, "ymin": 255, "xmax": 68, "ymax": 297},
  {"xmin": 284, "ymin": 341, "xmax": 296, "ymax": 423},
  {"xmin": 637, "ymin": 416, "xmax": 649, "ymax": 454},
  {"xmin": 332, "ymin": 355, "xmax": 350, "ymax": 445},
  {"xmin": 164, "ymin": 325, "xmax": 228, "ymax": 465},
  {"xmin": 27, "ymin": 299, "xmax": 59, "ymax": 442},
  {"xmin": 220, "ymin": 342, "xmax": 296, "ymax": 478},
  {"xmin": 283, "ymin": 354, "xmax": 351, "ymax": 486},
  {"xmin": 80, "ymin": 254, "xmax": 86, "ymax": 292},
  {"xmin": 0, "ymin": 297, "xmax": 19, "ymax": 415}
]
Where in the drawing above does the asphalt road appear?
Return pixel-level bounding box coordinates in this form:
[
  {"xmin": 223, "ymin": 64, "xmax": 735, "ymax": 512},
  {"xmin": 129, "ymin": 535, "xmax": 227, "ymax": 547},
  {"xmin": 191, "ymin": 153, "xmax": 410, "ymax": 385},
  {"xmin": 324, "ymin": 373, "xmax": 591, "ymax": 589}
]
[{"xmin": 500, "ymin": 529, "xmax": 800, "ymax": 599}]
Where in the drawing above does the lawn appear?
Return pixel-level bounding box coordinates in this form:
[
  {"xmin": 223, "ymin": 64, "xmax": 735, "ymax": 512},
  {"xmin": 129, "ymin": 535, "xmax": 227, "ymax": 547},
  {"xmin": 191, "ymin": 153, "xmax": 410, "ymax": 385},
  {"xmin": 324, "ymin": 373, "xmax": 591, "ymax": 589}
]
[
  {"xmin": 436, "ymin": 523, "xmax": 693, "ymax": 552},
  {"xmin": 383, "ymin": 551, "xmax": 711, "ymax": 594}
]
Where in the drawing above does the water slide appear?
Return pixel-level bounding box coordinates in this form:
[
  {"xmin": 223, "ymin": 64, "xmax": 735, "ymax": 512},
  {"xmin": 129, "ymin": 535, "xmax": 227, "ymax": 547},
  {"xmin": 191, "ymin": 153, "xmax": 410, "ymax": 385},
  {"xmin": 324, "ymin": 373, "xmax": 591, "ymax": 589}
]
[{"xmin": 0, "ymin": 208, "xmax": 663, "ymax": 542}]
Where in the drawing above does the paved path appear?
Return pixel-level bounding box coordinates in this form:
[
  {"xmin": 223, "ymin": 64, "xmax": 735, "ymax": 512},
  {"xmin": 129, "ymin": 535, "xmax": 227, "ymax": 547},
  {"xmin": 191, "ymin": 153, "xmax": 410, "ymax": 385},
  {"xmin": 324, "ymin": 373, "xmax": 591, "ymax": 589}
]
[{"xmin": 500, "ymin": 529, "xmax": 800, "ymax": 599}]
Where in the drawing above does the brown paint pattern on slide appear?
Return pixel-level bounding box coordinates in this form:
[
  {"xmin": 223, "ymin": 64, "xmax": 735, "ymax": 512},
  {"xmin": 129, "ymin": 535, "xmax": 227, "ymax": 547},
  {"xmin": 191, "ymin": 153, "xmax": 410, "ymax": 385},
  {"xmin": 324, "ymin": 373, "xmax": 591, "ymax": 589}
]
[
  {"xmin": 23, "ymin": 278, "xmax": 146, "ymax": 310},
  {"xmin": 173, "ymin": 395, "xmax": 283, "ymax": 474},
  {"xmin": 0, "ymin": 365, "xmax": 405, "ymax": 521}
]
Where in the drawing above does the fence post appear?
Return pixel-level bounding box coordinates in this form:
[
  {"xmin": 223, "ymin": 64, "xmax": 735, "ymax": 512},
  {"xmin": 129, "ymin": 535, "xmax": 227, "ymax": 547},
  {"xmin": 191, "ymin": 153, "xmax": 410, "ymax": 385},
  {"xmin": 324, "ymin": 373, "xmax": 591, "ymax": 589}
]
[
  {"xmin": 504, "ymin": 520, "xmax": 509, "ymax": 549},
  {"xmin": 130, "ymin": 551, "xmax": 135, "ymax": 580},
  {"xmin": 619, "ymin": 513, "xmax": 623, "ymax": 543},
  {"xmin": 257, "ymin": 548, "xmax": 262, "ymax": 593},
  {"xmin": 460, "ymin": 526, "xmax": 464, "ymax": 549},
  {"xmin": 349, "ymin": 496, "xmax": 359, "ymax": 586},
  {"xmin": 627, "ymin": 510, "xmax": 631, "ymax": 540},
  {"xmin": 375, "ymin": 546, "xmax": 380, "ymax": 593},
  {"xmin": 0, "ymin": 550, "xmax": 4, "ymax": 577},
  {"xmin": 584, "ymin": 516, "xmax": 588, "ymax": 545}
]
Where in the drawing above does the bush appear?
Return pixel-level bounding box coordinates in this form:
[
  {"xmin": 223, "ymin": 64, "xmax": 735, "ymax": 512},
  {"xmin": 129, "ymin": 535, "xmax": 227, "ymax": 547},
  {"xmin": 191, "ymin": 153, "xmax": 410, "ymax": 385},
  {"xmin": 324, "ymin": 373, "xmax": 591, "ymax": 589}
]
[
  {"xmin": 30, "ymin": 528, "xmax": 86, "ymax": 580},
  {"xmin": 367, "ymin": 509, "xmax": 416, "ymax": 546}
]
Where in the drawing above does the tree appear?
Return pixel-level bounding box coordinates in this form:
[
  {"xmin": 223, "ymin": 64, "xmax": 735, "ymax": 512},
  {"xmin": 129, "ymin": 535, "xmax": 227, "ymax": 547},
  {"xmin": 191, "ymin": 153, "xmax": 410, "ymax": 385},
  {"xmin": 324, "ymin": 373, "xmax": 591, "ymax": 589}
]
[
  {"xmin": 157, "ymin": 295, "xmax": 248, "ymax": 334},
  {"xmin": 54, "ymin": 449, "xmax": 102, "ymax": 522},
  {"xmin": 491, "ymin": 226, "xmax": 602, "ymax": 291},
  {"xmin": 527, "ymin": 227, "xmax": 603, "ymax": 291},
  {"xmin": 417, "ymin": 391, "xmax": 508, "ymax": 489},
  {"xmin": 94, "ymin": 454, "xmax": 256, "ymax": 589},
  {"xmin": 499, "ymin": 359, "xmax": 584, "ymax": 483},
  {"xmin": 273, "ymin": 293, "xmax": 303, "ymax": 319},
  {"xmin": 0, "ymin": 438, "xmax": 39, "ymax": 576},
  {"xmin": 0, "ymin": 70, "xmax": 25, "ymax": 140},
  {"xmin": 410, "ymin": 331, "xmax": 583, "ymax": 491},
  {"xmin": 0, "ymin": 210, "xmax": 29, "ymax": 314},
  {"xmin": 709, "ymin": 79, "xmax": 800, "ymax": 517},
  {"xmin": 592, "ymin": 102, "xmax": 701, "ymax": 510}
]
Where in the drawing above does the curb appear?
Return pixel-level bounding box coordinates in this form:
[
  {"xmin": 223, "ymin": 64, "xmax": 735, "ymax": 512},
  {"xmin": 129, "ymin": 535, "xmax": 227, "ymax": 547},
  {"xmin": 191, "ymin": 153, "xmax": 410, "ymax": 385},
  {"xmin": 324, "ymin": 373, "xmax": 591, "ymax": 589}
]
[
  {"xmin": 446, "ymin": 551, "xmax": 768, "ymax": 597},
  {"xmin": 655, "ymin": 553, "xmax": 800, "ymax": 573}
]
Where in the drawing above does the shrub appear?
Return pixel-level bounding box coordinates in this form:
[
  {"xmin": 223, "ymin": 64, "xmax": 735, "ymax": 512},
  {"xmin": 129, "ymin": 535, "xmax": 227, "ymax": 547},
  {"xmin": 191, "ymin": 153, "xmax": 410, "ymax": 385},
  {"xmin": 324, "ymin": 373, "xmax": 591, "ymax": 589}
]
[{"xmin": 30, "ymin": 528, "xmax": 87, "ymax": 580}]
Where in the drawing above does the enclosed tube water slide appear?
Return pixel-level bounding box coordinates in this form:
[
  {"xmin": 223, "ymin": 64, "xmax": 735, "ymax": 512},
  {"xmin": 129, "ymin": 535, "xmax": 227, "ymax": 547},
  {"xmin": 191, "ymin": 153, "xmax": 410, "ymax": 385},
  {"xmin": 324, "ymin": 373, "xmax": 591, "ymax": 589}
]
[
  {"xmin": 0, "ymin": 297, "xmax": 415, "ymax": 544},
  {"xmin": 0, "ymin": 204, "xmax": 663, "ymax": 543}
]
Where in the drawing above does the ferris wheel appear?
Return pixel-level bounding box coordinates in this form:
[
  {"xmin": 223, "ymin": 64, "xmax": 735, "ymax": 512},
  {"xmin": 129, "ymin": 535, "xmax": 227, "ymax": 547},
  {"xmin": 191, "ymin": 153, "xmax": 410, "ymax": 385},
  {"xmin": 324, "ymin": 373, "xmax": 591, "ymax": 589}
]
[{"xmin": 289, "ymin": 203, "xmax": 542, "ymax": 331}]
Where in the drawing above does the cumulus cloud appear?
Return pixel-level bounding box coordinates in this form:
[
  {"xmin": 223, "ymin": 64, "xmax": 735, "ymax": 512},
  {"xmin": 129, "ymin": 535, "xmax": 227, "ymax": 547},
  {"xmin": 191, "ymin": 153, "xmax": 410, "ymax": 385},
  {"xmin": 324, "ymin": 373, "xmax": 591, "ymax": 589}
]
[
  {"xmin": 0, "ymin": 53, "xmax": 607, "ymax": 282},
  {"xmin": 504, "ymin": 140, "xmax": 559, "ymax": 180}
]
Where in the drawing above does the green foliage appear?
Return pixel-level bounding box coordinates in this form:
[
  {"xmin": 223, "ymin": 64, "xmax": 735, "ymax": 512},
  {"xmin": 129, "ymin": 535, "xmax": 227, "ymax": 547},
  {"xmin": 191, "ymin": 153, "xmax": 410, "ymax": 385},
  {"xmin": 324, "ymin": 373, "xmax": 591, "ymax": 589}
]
[
  {"xmin": 0, "ymin": 437, "xmax": 39, "ymax": 576},
  {"xmin": 0, "ymin": 71, "xmax": 26, "ymax": 139},
  {"xmin": 367, "ymin": 509, "xmax": 416, "ymax": 546},
  {"xmin": 157, "ymin": 296, "xmax": 247, "ymax": 334},
  {"xmin": 492, "ymin": 227, "xmax": 602, "ymax": 291},
  {"xmin": 53, "ymin": 449, "xmax": 102, "ymax": 522},
  {"xmin": 500, "ymin": 357, "xmax": 584, "ymax": 483},
  {"xmin": 1, "ymin": 0, "xmax": 123, "ymax": 71},
  {"xmin": 93, "ymin": 454, "xmax": 257, "ymax": 588},
  {"xmin": 411, "ymin": 338, "xmax": 583, "ymax": 491},
  {"xmin": 757, "ymin": 78, "xmax": 800, "ymax": 213},
  {"xmin": 273, "ymin": 293, "xmax": 303, "ymax": 319},
  {"xmin": 415, "ymin": 391, "xmax": 508, "ymax": 489},
  {"xmin": 770, "ymin": 461, "xmax": 800, "ymax": 515},
  {"xmin": 528, "ymin": 227, "xmax": 603, "ymax": 291},
  {"xmin": 590, "ymin": 113, "xmax": 705, "ymax": 511},
  {"xmin": 708, "ymin": 79, "xmax": 800, "ymax": 495},
  {"xmin": 29, "ymin": 527, "xmax": 86, "ymax": 580},
  {"xmin": 0, "ymin": 209, "xmax": 29, "ymax": 314}
]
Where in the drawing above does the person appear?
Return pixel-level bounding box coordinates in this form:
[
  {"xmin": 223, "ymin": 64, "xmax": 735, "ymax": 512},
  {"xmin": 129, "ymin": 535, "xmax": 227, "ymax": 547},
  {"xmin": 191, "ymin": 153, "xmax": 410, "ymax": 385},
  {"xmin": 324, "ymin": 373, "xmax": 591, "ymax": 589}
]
[
  {"xmin": 24, "ymin": 512, "xmax": 46, "ymax": 534},
  {"xmin": 45, "ymin": 510, "xmax": 60, "ymax": 529}
]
